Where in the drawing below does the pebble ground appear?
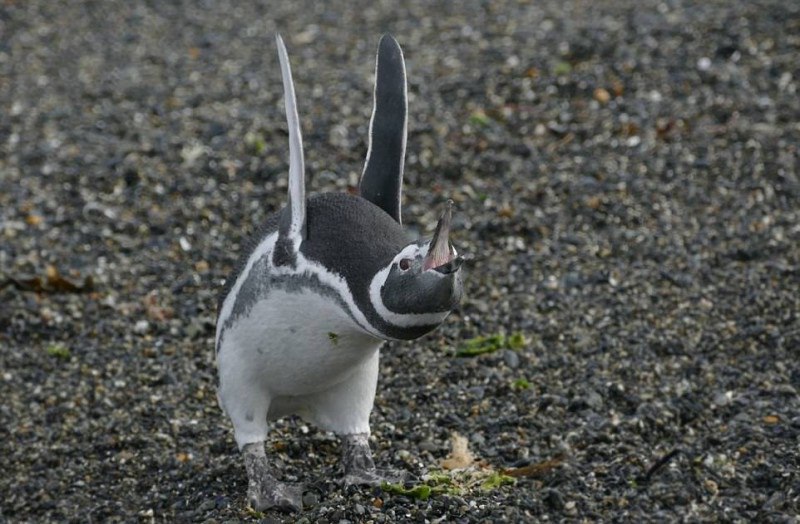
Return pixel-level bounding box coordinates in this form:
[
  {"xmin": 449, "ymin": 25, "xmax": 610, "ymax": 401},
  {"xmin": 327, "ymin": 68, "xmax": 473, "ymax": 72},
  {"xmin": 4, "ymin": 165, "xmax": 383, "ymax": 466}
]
[{"xmin": 1, "ymin": 1, "xmax": 798, "ymax": 522}]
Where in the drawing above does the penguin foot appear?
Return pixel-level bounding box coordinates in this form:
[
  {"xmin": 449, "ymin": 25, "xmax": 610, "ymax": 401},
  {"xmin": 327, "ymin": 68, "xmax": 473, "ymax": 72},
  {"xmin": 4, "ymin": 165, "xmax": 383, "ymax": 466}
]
[
  {"xmin": 340, "ymin": 433, "xmax": 409, "ymax": 487},
  {"xmin": 344, "ymin": 466, "xmax": 409, "ymax": 487},
  {"xmin": 242, "ymin": 442, "xmax": 303, "ymax": 512},
  {"xmin": 247, "ymin": 478, "xmax": 303, "ymax": 512}
]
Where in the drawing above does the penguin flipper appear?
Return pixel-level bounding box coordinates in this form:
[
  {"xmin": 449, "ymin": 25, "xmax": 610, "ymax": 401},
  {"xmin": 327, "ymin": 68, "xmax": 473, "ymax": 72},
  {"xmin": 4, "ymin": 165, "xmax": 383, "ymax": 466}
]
[
  {"xmin": 359, "ymin": 34, "xmax": 407, "ymax": 225},
  {"xmin": 276, "ymin": 34, "xmax": 306, "ymax": 255}
]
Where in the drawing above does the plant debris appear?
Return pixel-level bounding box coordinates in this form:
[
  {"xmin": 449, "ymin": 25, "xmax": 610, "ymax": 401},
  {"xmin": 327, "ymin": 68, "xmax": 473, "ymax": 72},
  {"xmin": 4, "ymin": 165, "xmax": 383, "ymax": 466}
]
[
  {"xmin": 1, "ymin": 266, "xmax": 94, "ymax": 294},
  {"xmin": 380, "ymin": 482, "xmax": 434, "ymax": 501},
  {"xmin": 441, "ymin": 433, "xmax": 475, "ymax": 470},
  {"xmin": 480, "ymin": 471, "xmax": 517, "ymax": 491},
  {"xmin": 382, "ymin": 468, "xmax": 517, "ymax": 501},
  {"xmin": 381, "ymin": 433, "xmax": 516, "ymax": 500},
  {"xmin": 45, "ymin": 343, "xmax": 71, "ymax": 359},
  {"xmin": 456, "ymin": 332, "xmax": 526, "ymax": 357},
  {"xmin": 638, "ymin": 449, "xmax": 682, "ymax": 484},
  {"xmin": 512, "ymin": 378, "xmax": 532, "ymax": 390},
  {"xmin": 504, "ymin": 455, "xmax": 566, "ymax": 479}
]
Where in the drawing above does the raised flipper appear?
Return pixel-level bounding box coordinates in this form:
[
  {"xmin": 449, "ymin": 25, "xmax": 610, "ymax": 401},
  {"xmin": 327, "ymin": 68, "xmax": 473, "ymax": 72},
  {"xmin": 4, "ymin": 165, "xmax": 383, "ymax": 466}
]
[
  {"xmin": 274, "ymin": 34, "xmax": 307, "ymax": 266},
  {"xmin": 359, "ymin": 34, "xmax": 408, "ymax": 224}
]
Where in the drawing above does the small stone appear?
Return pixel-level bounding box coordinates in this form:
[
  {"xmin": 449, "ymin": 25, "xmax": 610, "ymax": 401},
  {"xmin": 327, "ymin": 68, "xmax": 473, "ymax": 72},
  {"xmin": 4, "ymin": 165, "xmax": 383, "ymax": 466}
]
[
  {"xmin": 585, "ymin": 390, "xmax": 603, "ymax": 410},
  {"xmin": 470, "ymin": 432, "xmax": 486, "ymax": 446},
  {"xmin": 186, "ymin": 320, "xmax": 203, "ymax": 338},
  {"xmin": 419, "ymin": 440, "xmax": 439, "ymax": 452},
  {"xmin": 593, "ymin": 87, "xmax": 611, "ymax": 104},
  {"xmin": 543, "ymin": 275, "xmax": 559, "ymax": 289},
  {"xmin": 567, "ymin": 397, "xmax": 590, "ymax": 412},
  {"xmin": 544, "ymin": 488, "xmax": 564, "ymax": 510},
  {"xmin": 547, "ymin": 122, "xmax": 568, "ymax": 137},
  {"xmin": 467, "ymin": 386, "xmax": 485, "ymax": 399},
  {"xmin": 704, "ymin": 479, "xmax": 718, "ymax": 496},
  {"xmin": 198, "ymin": 499, "xmax": 216, "ymax": 512},
  {"xmin": 302, "ymin": 492, "xmax": 320, "ymax": 507},
  {"xmin": 775, "ymin": 384, "xmax": 797, "ymax": 395},
  {"xmin": 354, "ymin": 504, "xmax": 365, "ymax": 515},
  {"xmin": 134, "ymin": 319, "xmax": 150, "ymax": 334},
  {"xmin": 713, "ymin": 391, "xmax": 733, "ymax": 407},
  {"xmin": 540, "ymin": 394, "xmax": 568, "ymax": 409},
  {"xmin": 562, "ymin": 272, "xmax": 582, "ymax": 288},
  {"xmin": 503, "ymin": 350, "xmax": 520, "ymax": 368},
  {"xmin": 763, "ymin": 491, "xmax": 785, "ymax": 511}
]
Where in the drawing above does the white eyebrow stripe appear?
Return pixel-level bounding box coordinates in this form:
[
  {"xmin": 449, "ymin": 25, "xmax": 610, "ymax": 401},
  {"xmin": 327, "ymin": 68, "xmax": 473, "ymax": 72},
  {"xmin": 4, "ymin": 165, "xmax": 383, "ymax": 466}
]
[{"xmin": 366, "ymin": 244, "xmax": 451, "ymax": 327}]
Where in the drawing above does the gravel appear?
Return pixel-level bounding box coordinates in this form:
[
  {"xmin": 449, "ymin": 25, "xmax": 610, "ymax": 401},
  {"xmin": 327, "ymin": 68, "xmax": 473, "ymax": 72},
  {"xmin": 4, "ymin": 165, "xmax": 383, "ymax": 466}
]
[{"xmin": 2, "ymin": 0, "xmax": 799, "ymax": 522}]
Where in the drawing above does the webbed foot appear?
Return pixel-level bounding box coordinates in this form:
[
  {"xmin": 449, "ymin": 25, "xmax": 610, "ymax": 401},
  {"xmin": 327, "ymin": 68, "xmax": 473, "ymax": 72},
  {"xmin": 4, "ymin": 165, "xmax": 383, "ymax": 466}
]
[
  {"xmin": 341, "ymin": 433, "xmax": 410, "ymax": 487},
  {"xmin": 247, "ymin": 478, "xmax": 303, "ymax": 512},
  {"xmin": 243, "ymin": 443, "xmax": 303, "ymax": 512},
  {"xmin": 344, "ymin": 466, "xmax": 409, "ymax": 487}
]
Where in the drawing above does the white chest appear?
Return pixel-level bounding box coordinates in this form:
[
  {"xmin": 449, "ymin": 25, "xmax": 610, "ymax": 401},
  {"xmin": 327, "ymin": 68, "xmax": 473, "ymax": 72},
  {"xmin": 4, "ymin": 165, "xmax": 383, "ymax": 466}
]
[{"xmin": 218, "ymin": 288, "xmax": 382, "ymax": 397}]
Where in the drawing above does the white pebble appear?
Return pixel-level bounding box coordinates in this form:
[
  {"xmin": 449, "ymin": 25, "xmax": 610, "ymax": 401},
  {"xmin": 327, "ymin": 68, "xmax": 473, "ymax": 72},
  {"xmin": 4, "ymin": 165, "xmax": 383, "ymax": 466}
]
[{"xmin": 134, "ymin": 320, "xmax": 150, "ymax": 334}]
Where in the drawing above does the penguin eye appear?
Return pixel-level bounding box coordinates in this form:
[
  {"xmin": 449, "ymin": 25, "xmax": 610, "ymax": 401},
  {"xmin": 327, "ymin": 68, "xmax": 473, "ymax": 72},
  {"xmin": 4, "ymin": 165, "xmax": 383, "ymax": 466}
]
[{"xmin": 399, "ymin": 258, "xmax": 412, "ymax": 271}]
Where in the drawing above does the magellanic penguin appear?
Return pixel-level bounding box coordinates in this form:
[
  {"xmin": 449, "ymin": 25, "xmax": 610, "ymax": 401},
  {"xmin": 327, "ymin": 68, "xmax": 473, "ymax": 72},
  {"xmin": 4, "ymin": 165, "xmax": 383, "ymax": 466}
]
[{"xmin": 215, "ymin": 34, "xmax": 465, "ymax": 512}]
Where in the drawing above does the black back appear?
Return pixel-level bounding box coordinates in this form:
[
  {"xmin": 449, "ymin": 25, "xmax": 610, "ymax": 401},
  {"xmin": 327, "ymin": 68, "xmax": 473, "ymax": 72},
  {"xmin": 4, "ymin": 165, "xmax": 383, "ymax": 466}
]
[{"xmin": 301, "ymin": 193, "xmax": 408, "ymax": 290}]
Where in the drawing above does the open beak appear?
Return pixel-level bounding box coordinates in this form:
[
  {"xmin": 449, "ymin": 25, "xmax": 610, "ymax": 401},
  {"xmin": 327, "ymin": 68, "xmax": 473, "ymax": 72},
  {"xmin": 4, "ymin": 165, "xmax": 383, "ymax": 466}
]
[{"xmin": 423, "ymin": 200, "xmax": 464, "ymax": 274}]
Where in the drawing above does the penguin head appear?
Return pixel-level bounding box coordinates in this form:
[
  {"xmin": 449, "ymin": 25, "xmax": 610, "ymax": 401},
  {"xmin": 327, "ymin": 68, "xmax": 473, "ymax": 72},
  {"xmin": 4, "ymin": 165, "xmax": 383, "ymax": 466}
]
[{"xmin": 369, "ymin": 200, "xmax": 464, "ymax": 332}]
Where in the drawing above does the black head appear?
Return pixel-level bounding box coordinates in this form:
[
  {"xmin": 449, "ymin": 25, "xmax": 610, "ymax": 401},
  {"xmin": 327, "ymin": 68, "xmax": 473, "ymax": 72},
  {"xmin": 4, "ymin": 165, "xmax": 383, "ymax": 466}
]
[
  {"xmin": 300, "ymin": 195, "xmax": 465, "ymax": 340},
  {"xmin": 375, "ymin": 200, "xmax": 463, "ymax": 313},
  {"xmin": 365, "ymin": 200, "xmax": 465, "ymax": 336}
]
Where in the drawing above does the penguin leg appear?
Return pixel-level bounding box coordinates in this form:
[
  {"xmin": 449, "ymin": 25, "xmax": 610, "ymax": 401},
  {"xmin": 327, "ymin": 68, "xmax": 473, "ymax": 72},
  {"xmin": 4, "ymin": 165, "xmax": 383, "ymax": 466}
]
[
  {"xmin": 299, "ymin": 350, "xmax": 408, "ymax": 486},
  {"xmin": 303, "ymin": 349, "xmax": 380, "ymax": 435},
  {"xmin": 217, "ymin": 357, "xmax": 302, "ymax": 512}
]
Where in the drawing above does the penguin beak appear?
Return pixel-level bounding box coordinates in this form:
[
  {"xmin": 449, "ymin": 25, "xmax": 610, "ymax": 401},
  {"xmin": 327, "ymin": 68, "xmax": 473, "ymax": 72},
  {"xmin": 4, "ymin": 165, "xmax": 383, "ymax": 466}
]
[{"xmin": 423, "ymin": 200, "xmax": 464, "ymax": 274}]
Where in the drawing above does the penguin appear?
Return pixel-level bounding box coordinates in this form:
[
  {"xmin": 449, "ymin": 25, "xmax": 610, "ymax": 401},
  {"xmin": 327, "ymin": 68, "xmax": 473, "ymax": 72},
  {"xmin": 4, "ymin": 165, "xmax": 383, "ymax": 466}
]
[{"xmin": 215, "ymin": 34, "xmax": 465, "ymax": 512}]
